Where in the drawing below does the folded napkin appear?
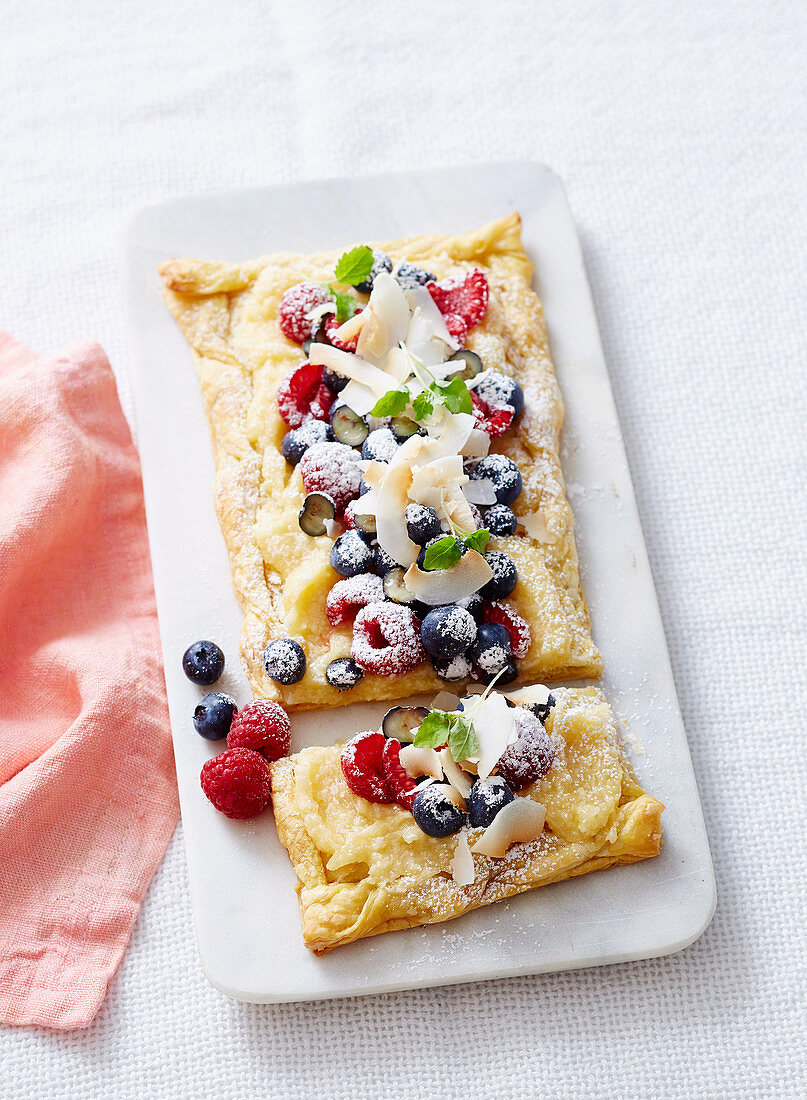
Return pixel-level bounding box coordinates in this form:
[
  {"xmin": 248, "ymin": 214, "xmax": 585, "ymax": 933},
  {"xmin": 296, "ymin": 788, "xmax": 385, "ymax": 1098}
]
[{"xmin": 0, "ymin": 332, "xmax": 179, "ymax": 1030}]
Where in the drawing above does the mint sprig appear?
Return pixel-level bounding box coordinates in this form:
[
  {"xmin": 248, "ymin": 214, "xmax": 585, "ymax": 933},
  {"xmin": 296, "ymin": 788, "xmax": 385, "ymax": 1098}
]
[
  {"xmin": 334, "ymin": 245, "xmax": 374, "ymax": 286},
  {"xmin": 370, "ymin": 387, "xmax": 410, "ymax": 417},
  {"xmin": 421, "ymin": 527, "xmax": 491, "ymax": 571},
  {"xmin": 413, "ymin": 710, "xmax": 480, "ymax": 762},
  {"xmin": 408, "ymin": 377, "xmax": 472, "ymax": 422}
]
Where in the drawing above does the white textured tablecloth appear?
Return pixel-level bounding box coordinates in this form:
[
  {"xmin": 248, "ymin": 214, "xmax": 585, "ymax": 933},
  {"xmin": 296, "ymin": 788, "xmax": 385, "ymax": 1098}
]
[{"xmin": 2, "ymin": 1, "xmax": 806, "ymax": 1096}]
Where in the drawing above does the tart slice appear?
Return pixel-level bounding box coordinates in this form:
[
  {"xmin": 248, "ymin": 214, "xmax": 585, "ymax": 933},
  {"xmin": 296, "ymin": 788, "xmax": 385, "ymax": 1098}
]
[
  {"xmin": 159, "ymin": 214, "xmax": 602, "ymax": 710},
  {"xmin": 268, "ymin": 685, "xmax": 663, "ymax": 954}
]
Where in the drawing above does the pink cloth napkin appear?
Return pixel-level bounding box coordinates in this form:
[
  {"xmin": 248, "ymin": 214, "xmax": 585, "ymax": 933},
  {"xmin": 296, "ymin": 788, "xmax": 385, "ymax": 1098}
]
[{"xmin": 0, "ymin": 331, "xmax": 179, "ymax": 1030}]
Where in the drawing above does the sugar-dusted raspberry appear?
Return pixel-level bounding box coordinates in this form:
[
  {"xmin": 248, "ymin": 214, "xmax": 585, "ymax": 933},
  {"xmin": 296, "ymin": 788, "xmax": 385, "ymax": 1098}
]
[
  {"xmin": 326, "ymin": 573, "xmax": 385, "ymax": 626},
  {"xmin": 200, "ymin": 747, "xmax": 272, "ymax": 819},
  {"xmin": 483, "ymin": 600, "xmax": 531, "ymax": 658},
  {"xmin": 428, "ymin": 269, "xmax": 489, "ymax": 332},
  {"xmin": 278, "ymin": 282, "xmax": 333, "ymax": 344},
  {"xmin": 227, "ymin": 699, "xmax": 291, "ymax": 761},
  {"xmin": 495, "ymin": 708, "xmax": 555, "ymax": 790},
  {"xmin": 324, "ymin": 308, "xmax": 362, "ymax": 352},
  {"xmin": 351, "ymin": 601, "xmax": 427, "ymax": 676},
  {"xmin": 277, "ymin": 362, "xmax": 335, "ymax": 429},
  {"xmin": 470, "ymin": 391, "xmax": 514, "ymax": 438},
  {"xmin": 381, "ymin": 737, "xmax": 418, "ymax": 810},
  {"xmin": 340, "ymin": 730, "xmax": 393, "ymax": 804},
  {"xmin": 442, "ymin": 312, "xmax": 468, "ymax": 342},
  {"xmin": 299, "ymin": 440, "xmax": 363, "ymax": 515}
]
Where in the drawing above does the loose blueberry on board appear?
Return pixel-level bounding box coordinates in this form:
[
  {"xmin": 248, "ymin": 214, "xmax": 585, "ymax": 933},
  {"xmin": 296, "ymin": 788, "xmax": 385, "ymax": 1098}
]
[
  {"xmin": 330, "ymin": 404, "xmax": 369, "ymax": 447},
  {"xmin": 193, "ymin": 692, "xmax": 238, "ymax": 741},
  {"xmin": 484, "ymin": 503, "xmax": 518, "ymax": 537},
  {"xmin": 362, "ymin": 427, "xmax": 399, "ymax": 463},
  {"xmin": 381, "ymin": 705, "xmax": 429, "ymax": 742},
  {"xmin": 390, "ymin": 415, "xmax": 421, "ymax": 442},
  {"xmin": 383, "ymin": 566, "xmax": 416, "ymax": 604},
  {"xmin": 474, "ymin": 371, "xmax": 525, "ymax": 418},
  {"xmin": 468, "ymin": 621, "xmax": 512, "ymax": 674},
  {"xmin": 456, "ymin": 592, "xmax": 484, "ymax": 622},
  {"xmin": 405, "ymin": 503, "xmax": 442, "ymax": 545},
  {"xmin": 394, "ymin": 260, "xmax": 436, "ymax": 289},
  {"xmin": 477, "ymin": 657, "xmax": 518, "ymax": 685},
  {"xmin": 412, "ymin": 785, "xmax": 468, "ymax": 837},
  {"xmin": 330, "ymin": 530, "xmax": 374, "ymax": 577},
  {"xmin": 470, "ymin": 454, "xmax": 523, "ymax": 506},
  {"xmin": 445, "ymin": 349, "xmax": 483, "ymax": 382},
  {"xmin": 355, "ymin": 249, "xmax": 393, "ymax": 294},
  {"xmin": 280, "ymin": 419, "xmax": 332, "ymax": 466},
  {"xmin": 326, "ymin": 657, "xmax": 364, "ymax": 691},
  {"xmin": 298, "ymin": 491, "xmax": 336, "ymax": 537},
  {"xmin": 373, "ymin": 544, "xmax": 397, "ymax": 576},
  {"xmin": 182, "ymin": 640, "xmax": 225, "ymax": 685},
  {"xmin": 420, "ymin": 605, "xmax": 477, "ymax": 660},
  {"xmin": 480, "ymin": 551, "xmax": 518, "ymax": 599},
  {"xmin": 467, "ymin": 776, "xmax": 515, "ymax": 828},
  {"xmin": 262, "ymin": 638, "xmax": 306, "ymax": 684},
  {"xmin": 432, "ymin": 653, "xmax": 473, "ymax": 681}
]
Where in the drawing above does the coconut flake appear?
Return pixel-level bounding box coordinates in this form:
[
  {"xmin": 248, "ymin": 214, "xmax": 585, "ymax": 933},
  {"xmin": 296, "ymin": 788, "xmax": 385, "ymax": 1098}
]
[
  {"xmin": 471, "ymin": 798, "xmax": 547, "ymax": 858},
  {"xmin": 308, "ymin": 344, "xmax": 392, "ymax": 397},
  {"xmin": 403, "ymin": 550, "xmax": 493, "ymax": 606},
  {"xmin": 462, "ymin": 478, "xmax": 497, "ymax": 505},
  {"xmin": 438, "ymin": 749, "xmax": 473, "ymax": 801},
  {"xmin": 450, "ymin": 830, "xmax": 476, "ymax": 886},
  {"xmin": 375, "ymin": 461, "xmax": 420, "ymax": 567},
  {"xmin": 356, "ymin": 272, "xmax": 411, "ymax": 365},
  {"xmin": 332, "ymin": 308, "xmax": 366, "ymax": 344},
  {"xmin": 522, "ymin": 510, "xmax": 554, "ymax": 543},
  {"xmin": 503, "ymin": 684, "xmax": 553, "ymax": 708},
  {"xmin": 473, "ymin": 691, "xmax": 518, "ymax": 779},
  {"xmin": 405, "ymin": 286, "xmax": 460, "ymax": 351},
  {"xmin": 336, "ymin": 379, "xmax": 378, "ymax": 417},
  {"xmin": 462, "ymin": 428, "xmax": 490, "ymax": 458},
  {"xmin": 431, "ymin": 690, "xmax": 461, "ymax": 711},
  {"xmin": 400, "ymin": 744, "xmax": 443, "ymax": 781}
]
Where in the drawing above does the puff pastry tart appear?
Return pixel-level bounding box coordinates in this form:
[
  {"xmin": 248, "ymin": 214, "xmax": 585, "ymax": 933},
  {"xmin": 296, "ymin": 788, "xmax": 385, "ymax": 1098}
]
[
  {"xmin": 159, "ymin": 214, "xmax": 602, "ymax": 710},
  {"xmin": 268, "ymin": 685, "xmax": 663, "ymax": 954}
]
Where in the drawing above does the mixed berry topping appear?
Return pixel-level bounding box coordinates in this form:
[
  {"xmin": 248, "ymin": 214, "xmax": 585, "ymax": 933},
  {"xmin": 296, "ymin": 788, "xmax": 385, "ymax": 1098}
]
[
  {"xmin": 420, "ymin": 605, "xmax": 477, "ymax": 661},
  {"xmin": 340, "ymin": 730, "xmax": 393, "ymax": 804},
  {"xmin": 428, "ymin": 269, "xmax": 489, "ymax": 340},
  {"xmin": 483, "ymin": 600, "xmax": 531, "ymax": 658},
  {"xmin": 355, "ymin": 249, "xmax": 393, "ymax": 294},
  {"xmin": 280, "ymin": 418, "xmax": 332, "ymax": 466},
  {"xmin": 381, "ymin": 737, "xmax": 419, "ymax": 810},
  {"xmin": 262, "ymin": 638, "xmax": 306, "ymax": 684},
  {"xmin": 325, "ymin": 573, "xmax": 385, "ymax": 626},
  {"xmin": 496, "ymin": 707, "xmax": 555, "ymax": 789},
  {"xmin": 351, "ymin": 601, "xmax": 426, "ymax": 676},
  {"xmin": 326, "ymin": 656, "xmax": 364, "ymax": 691},
  {"xmin": 330, "ymin": 530, "xmax": 374, "ymax": 577},
  {"xmin": 299, "ymin": 440, "xmax": 363, "ymax": 516},
  {"xmin": 412, "ymin": 784, "xmax": 467, "ymax": 837},
  {"xmin": 193, "ymin": 692, "xmax": 238, "ymax": 740},
  {"xmin": 470, "ymin": 454, "xmax": 523, "ymax": 506},
  {"xmin": 480, "ymin": 550, "xmax": 518, "ymax": 600},
  {"xmin": 468, "ymin": 776, "xmax": 515, "ymax": 828},
  {"xmin": 484, "ymin": 503, "xmax": 517, "ymax": 537},
  {"xmin": 394, "ymin": 260, "xmax": 436, "ymax": 288},
  {"xmin": 278, "ymin": 282, "xmax": 333, "ymax": 344},
  {"xmin": 277, "ymin": 362, "xmax": 335, "ymax": 429},
  {"xmin": 474, "ymin": 370, "xmax": 525, "ymax": 419},
  {"xmin": 182, "ymin": 640, "xmax": 225, "ymax": 685}
]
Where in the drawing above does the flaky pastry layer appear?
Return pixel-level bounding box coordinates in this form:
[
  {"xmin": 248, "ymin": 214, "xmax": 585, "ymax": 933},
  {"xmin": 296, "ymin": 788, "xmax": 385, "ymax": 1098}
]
[
  {"xmin": 268, "ymin": 688, "xmax": 663, "ymax": 954},
  {"xmin": 159, "ymin": 214, "xmax": 602, "ymax": 709}
]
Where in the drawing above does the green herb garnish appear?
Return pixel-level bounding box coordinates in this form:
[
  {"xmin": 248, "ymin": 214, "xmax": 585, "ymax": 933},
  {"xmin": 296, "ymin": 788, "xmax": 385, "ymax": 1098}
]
[
  {"xmin": 421, "ymin": 526, "xmax": 491, "ymax": 570},
  {"xmin": 334, "ymin": 245, "xmax": 374, "ymax": 286},
  {"xmin": 370, "ymin": 387, "xmax": 410, "ymax": 418},
  {"xmin": 328, "ymin": 285, "xmax": 360, "ymax": 324},
  {"xmin": 413, "ymin": 710, "xmax": 480, "ymax": 762}
]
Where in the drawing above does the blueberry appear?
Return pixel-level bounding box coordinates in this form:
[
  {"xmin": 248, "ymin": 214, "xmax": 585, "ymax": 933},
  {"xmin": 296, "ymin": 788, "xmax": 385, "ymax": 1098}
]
[
  {"xmin": 467, "ymin": 776, "xmax": 515, "ymax": 828},
  {"xmin": 468, "ymin": 621, "xmax": 512, "ymax": 675},
  {"xmin": 394, "ymin": 260, "xmax": 436, "ymax": 289},
  {"xmin": 382, "ymin": 705, "xmax": 429, "ymax": 741},
  {"xmin": 432, "ymin": 653, "xmax": 473, "ymax": 681},
  {"xmin": 299, "ymin": 491, "xmax": 336, "ymax": 537},
  {"xmin": 456, "ymin": 593, "xmax": 484, "ymax": 622},
  {"xmin": 280, "ymin": 420, "xmax": 332, "ymax": 466},
  {"xmin": 182, "ymin": 640, "xmax": 225, "ymax": 685},
  {"xmin": 373, "ymin": 544, "xmax": 397, "ymax": 576},
  {"xmin": 411, "ymin": 785, "xmax": 467, "ymax": 837},
  {"xmin": 390, "ymin": 415, "xmax": 421, "ymax": 442},
  {"xmin": 362, "ymin": 427, "xmax": 399, "ymax": 463},
  {"xmin": 470, "ymin": 454, "xmax": 523, "ymax": 506},
  {"xmin": 420, "ymin": 605, "xmax": 477, "ymax": 660},
  {"xmin": 405, "ymin": 503, "xmax": 442, "ymax": 545},
  {"xmin": 326, "ymin": 657, "xmax": 364, "ymax": 691},
  {"xmin": 193, "ymin": 692, "xmax": 237, "ymax": 740},
  {"xmin": 330, "ymin": 530, "xmax": 374, "ymax": 577},
  {"xmin": 383, "ymin": 566, "xmax": 416, "ymax": 604},
  {"xmin": 330, "ymin": 404, "xmax": 368, "ymax": 447},
  {"xmin": 359, "ymin": 477, "xmax": 372, "ymax": 496},
  {"xmin": 480, "ymin": 551, "xmax": 518, "ymax": 599},
  {"xmin": 477, "ymin": 657, "xmax": 518, "ymax": 685},
  {"xmin": 474, "ymin": 371, "xmax": 525, "ymax": 418},
  {"xmin": 484, "ymin": 503, "xmax": 517, "ymax": 537},
  {"xmin": 356, "ymin": 249, "xmax": 393, "ymax": 294},
  {"xmin": 445, "ymin": 349, "xmax": 483, "ymax": 382},
  {"xmin": 263, "ymin": 638, "xmax": 306, "ymax": 684}
]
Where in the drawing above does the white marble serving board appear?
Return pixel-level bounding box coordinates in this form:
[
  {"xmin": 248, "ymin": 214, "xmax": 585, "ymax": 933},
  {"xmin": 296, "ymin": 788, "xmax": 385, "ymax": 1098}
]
[{"xmin": 122, "ymin": 161, "xmax": 715, "ymax": 1004}]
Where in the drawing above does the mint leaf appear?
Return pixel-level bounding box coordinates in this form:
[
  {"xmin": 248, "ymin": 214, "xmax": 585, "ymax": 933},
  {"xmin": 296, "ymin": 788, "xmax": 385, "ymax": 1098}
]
[
  {"xmin": 328, "ymin": 286, "xmax": 359, "ymax": 324},
  {"xmin": 413, "ymin": 710, "xmax": 452, "ymax": 750},
  {"xmin": 371, "ymin": 388, "xmax": 410, "ymax": 417},
  {"xmin": 447, "ymin": 715, "xmax": 480, "ymax": 763},
  {"xmin": 434, "ymin": 376, "xmax": 472, "ymax": 414},
  {"xmin": 334, "ymin": 245, "xmax": 374, "ymax": 286},
  {"xmin": 411, "ymin": 389, "xmax": 435, "ymax": 420},
  {"xmin": 462, "ymin": 528, "xmax": 490, "ymax": 555},
  {"xmin": 422, "ymin": 535, "xmax": 462, "ymax": 571}
]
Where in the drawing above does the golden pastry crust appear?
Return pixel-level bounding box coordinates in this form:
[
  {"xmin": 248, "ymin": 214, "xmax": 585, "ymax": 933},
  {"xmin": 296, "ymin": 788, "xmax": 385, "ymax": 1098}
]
[
  {"xmin": 268, "ymin": 688, "xmax": 663, "ymax": 954},
  {"xmin": 159, "ymin": 214, "xmax": 602, "ymax": 710}
]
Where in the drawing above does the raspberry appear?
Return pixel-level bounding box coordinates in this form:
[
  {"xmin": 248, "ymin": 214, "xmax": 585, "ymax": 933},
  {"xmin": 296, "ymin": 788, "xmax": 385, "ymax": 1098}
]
[
  {"xmin": 495, "ymin": 708, "xmax": 554, "ymax": 790},
  {"xmin": 443, "ymin": 312, "xmax": 468, "ymax": 341},
  {"xmin": 483, "ymin": 600, "xmax": 531, "ymax": 658},
  {"xmin": 471, "ymin": 391, "xmax": 514, "ymax": 438},
  {"xmin": 278, "ymin": 282, "xmax": 333, "ymax": 344},
  {"xmin": 299, "ymin": 440, "xmax": 363, "ymax": 515},
  {"xmin": 381, "ymin": 737, "xmax": 418, "ymax": 810},
  {"xmin": 351, "ymin": 601, "xmax": 427, "ymax": 676},
  {"xmin": 428, "ymin": 269, "xmax": 489, "ymax": 333},
  {"xmin": 324, "ymin": 309, "xmax": 362, "ymax": 352},
  {"xmin": 340, "ymin": 730, "xmax": 393, "ymax": 804},
  {"xmin": 326, "ymin": 574, "xmax": 384, "ymax": 626},
  {"xmin": 277, "ymin": 363, "xmax": 335, "ymax": 429},
  {"xmin": 200, "ymin": 747, "xmax": 272, "ymax": 819},
  {"xmin": 226, "ymin": 699, "xmax": 291, "ymax": 761}
]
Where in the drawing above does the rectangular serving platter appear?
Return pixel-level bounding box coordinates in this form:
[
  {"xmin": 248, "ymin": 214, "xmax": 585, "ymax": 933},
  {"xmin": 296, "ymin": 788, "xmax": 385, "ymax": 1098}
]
[{"xmin": 122, "ymin": 161, "xmax": 715, "ymax": 1003}]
